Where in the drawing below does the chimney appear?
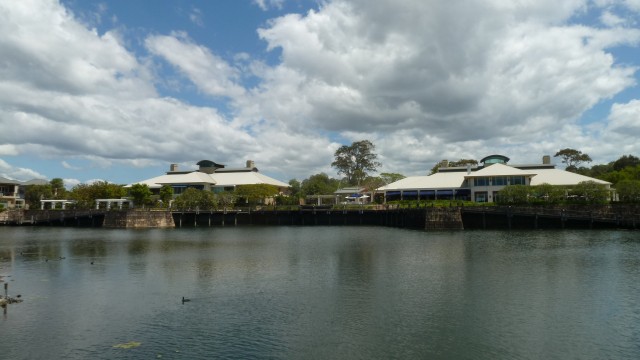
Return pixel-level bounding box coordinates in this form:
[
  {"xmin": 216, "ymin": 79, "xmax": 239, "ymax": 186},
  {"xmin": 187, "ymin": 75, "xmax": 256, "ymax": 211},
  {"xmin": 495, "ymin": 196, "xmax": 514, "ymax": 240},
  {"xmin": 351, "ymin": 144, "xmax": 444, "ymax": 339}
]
[
  {"xmin": 466, "ymin": 164, "xmax": 472, "ymax": 174},
  {"xmin": 440, "ymin": 160, "xmax": 449, "ymax": 168},
  {"xmin": 246, "ymin": 160, "xmax": 256, "ymax": 169},
  {"xmin": 170, "ymin": 164, "xmax": 178, "ymax": 172},
  {"xmin": 542, "ymin": 155, "xmax": 551, "ymax": 164}
]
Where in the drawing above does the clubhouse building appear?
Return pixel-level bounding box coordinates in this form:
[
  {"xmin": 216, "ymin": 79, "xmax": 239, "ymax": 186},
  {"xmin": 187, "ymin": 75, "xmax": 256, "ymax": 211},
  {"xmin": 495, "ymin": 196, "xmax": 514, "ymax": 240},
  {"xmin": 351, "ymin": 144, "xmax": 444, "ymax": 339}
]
[
  {"xmin": 378, "ymin": 155, "xmax": 612, "ymax": 203},
  {"xmin": 128, "ymin": 160, "xmax": 290, "ymax": 195}
]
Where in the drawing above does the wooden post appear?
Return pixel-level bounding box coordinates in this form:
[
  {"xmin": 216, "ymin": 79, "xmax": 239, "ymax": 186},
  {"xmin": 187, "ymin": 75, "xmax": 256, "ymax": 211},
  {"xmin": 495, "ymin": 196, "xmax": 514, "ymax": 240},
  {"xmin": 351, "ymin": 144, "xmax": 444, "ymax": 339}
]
[{"xmin": 4, "ymin": 283, "xmax": 7, "ymax": 298}]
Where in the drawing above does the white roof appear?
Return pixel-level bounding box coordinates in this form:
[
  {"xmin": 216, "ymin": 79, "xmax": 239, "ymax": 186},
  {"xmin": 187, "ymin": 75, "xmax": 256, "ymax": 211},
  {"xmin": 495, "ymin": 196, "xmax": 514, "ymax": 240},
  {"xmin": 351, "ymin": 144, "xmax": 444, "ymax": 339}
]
[
  {"xmin": 210, "ymin": 172, "xmax": 289, "ymax": 188},
  {"xmin": 128, "ymin": 170, "xmax": 289, "ymax": 189},
  {"xmin": 530, "ymin": 168, "xmax": 611, "ymax": 186},
  {"xmin": 465, "ymin": 163, "xmax": 535, "ymax": 177},
  {"xmin": 128, "ymin": 172, "xmax": 217, "ymax": 189},
  {"xmin": 379, "ymin": 171, "xmax": 467, "ymax": 191},
  {"xmin": 378, "ymin": 164, "xmax": 610, "ymax": 191}
]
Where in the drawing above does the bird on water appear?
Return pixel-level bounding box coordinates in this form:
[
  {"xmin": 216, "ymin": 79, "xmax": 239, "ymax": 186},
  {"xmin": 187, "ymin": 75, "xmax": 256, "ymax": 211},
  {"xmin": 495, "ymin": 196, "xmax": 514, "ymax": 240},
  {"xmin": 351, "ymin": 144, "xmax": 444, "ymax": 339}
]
[{"xmin": 182, "ymin": 297, "xmax": 191, "ymax": 304}]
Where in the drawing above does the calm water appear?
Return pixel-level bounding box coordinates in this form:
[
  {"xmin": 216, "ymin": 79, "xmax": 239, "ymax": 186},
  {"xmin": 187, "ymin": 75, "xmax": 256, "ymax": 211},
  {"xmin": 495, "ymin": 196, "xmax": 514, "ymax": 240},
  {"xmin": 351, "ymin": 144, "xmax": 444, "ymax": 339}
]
[{"xmin": 0, "ymin": 226, "xmax": 639, "ymax": 359}]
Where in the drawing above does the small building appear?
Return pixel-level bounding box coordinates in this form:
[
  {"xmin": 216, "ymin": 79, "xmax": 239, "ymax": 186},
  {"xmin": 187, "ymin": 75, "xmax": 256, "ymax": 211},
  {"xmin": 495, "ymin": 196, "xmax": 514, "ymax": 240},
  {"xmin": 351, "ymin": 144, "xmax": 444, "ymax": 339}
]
[
  {"xmin": 1, "ymin": 177, "xmax": 50, "ymax": 209},
  {"xmin": 378, "ymin": 155, "xmax": 612, "ymax": 203}
]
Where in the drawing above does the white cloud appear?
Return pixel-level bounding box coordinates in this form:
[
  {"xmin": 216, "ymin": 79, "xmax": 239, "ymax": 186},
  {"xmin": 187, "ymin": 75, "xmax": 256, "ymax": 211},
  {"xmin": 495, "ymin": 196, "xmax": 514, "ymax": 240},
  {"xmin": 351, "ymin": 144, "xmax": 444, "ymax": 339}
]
[
  {"xmin": 145, "ymin": 32, "xmax": 246, "ymax": 98},
  {"xmin": 1, "ymin": 0, "xmax": 640, "ymax": 183},
  {"xmin": 0, "ymin": 158, "xmax": 47, "ymax": 181},
  {"xmin": 254, "ymin": 0, "xmax": 286, "ymax": 11},
  {"xmin": 189, "ymin": 7, "xmax": 204, "ymax": 27},
  {"xmin": 62, "ymin": 161, "xmax": 81, "ymax": 170}
]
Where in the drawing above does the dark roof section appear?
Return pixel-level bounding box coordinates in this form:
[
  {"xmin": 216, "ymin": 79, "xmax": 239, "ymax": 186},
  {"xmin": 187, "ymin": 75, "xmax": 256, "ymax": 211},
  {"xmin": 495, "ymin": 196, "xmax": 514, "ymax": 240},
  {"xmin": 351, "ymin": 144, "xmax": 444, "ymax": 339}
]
[
  {"xmin": 480, "ymin": 154, "xmax": 510, "ymax": 165},
  {"xmin": 196, "ymin": 160, "xmax": 225, "ymax": 169}
]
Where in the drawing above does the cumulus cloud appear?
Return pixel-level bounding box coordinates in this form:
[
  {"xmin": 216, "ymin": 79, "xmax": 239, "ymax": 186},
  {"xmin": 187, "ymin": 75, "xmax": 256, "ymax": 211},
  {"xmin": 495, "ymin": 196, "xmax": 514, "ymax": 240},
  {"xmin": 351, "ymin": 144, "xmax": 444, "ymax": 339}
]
[{"xmin": 1, "ymin": 0, "xmax": 640, "ymax": 183}]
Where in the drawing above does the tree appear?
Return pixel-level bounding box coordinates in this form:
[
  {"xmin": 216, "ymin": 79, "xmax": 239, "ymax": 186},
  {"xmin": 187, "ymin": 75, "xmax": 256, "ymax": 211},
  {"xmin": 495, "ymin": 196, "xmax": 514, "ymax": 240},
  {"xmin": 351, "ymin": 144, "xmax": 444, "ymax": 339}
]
[
  {"xmin": 50, "ymin": 178, "xmax": 66, "ymax": 199},
  {"xmin": 530, "ymin": 183, "xmax": 566, "ymax": 204},
  {"xmin": 380, "ymin": 172, "xmax": 405, "ymax": 185},
  {"xmin": 616, "ymin": 180, "xmax": 640, "ymax": 202},
  {"xmin": 129, "ymin": 184, "xmax": 153, "ymax": 207},
  {"xmin": 68, "ymin": 181, "xmax": 126, "ymax": 209},
  {"xmin": 496, "ymin": 185, "xmax": 530, "ymax": 204},
  {"xmin": 613, "ymin": 154, "xmax": 640, "ymax": 171},
  {"xmin": 173, "ymin": 188, "xmax": 218, "ymax": 210},
  {"xmin": 301, "ymin": 173, "xmax": 340, "ymax": 196},
  {"xmin": 234, "ymin": 184, "xmax": 280, "ymax": 204},
  {"xmin": 361, "ymin": 176, "xmax": 386, "ymax": 203},
  {"xmin": 159, "ymin": 185, "xmax": 174, "ymax": 207},
  {"xmin": 570, "ymin": 181, "xmax": 609, "ymax": 204},
  {"xmin": 554, "ymin": 148, "xmax": 592, "ymax": 172},
  {"xmin": 24, "ymin": 185, "xmax": 53, "ymax": 209},
  {"xmin": 331, "ymin": 140, "xmax": 381, "ymax": 186}
]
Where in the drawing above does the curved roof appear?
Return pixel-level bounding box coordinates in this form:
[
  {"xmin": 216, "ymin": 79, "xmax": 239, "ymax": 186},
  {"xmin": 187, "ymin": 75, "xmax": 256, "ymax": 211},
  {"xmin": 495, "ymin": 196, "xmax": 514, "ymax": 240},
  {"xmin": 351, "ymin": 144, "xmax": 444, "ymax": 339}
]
[{"xmin": 480, "ymin": 154, "xmax": 510, "ymax": 164}]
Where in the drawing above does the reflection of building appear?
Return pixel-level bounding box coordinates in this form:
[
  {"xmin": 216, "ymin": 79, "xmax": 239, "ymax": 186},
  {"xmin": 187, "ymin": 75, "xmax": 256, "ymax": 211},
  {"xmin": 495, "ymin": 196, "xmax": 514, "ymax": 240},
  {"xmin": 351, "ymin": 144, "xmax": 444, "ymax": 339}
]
[
  {"xmin": 378, "ymin": 155, "xmax": 611, "ymax": 203},
  {"xmin": 0, "ymin": 177, "xmax": 49, "ymax": 209},
  {"xmin": 129, "ymin": 160, "xmax": 290, "ymax": 195}
]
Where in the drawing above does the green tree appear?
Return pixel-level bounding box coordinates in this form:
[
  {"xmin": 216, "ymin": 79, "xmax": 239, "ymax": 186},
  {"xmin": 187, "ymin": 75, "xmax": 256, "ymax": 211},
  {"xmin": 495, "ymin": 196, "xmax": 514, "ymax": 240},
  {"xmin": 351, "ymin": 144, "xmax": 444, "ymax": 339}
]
[
  {"xmin": 215, "ymin": 192, "xmax": 236, "ymax": 208},
  {"xmin": 616, "ymin": 180, "xmax": 640, "ymax": 202},
  {"xmin": 554, "ymin": 148, "xmax": 592, "ymax": 172},
  {"xmin": 301, "ymin": 173, "xmax": 340, "ymax": 196},
  {"xmin": 288, "ymin": 179, "xmax": 301, "ymax": 199},
  {"xmin": 530, "ymin": 183, "xmax": 566, "ymax": 204},
  {"xmin": 69, "ymin": 181, "xmax": 126, "ymax": 209},
  {"xmin": 496, "ymin": 185, "xmax": 530, "ymax": 204},
  {"xmin": 570, "ymin": 181, "xmax": 609, "ymax": 204},
  {"xmin": 234, "ymin": 184, "xmax": 280, "ymax": 204},
  {"xmin": 159, "ymin": 185, "xmax": 174, "ymax": 207},
  {"xmin": 50, "ymin": 178, "xmax": 66, "ymax": 199},
  {"xmin": 129, "ymin": 184, "xmax": 153, "ymax": 207},
  {"xmin": 173, "ymin": 188, "xmax": 199, "ymax": 210},
  {"xmin": 331, "ymin": 140, "xmax": 381, "ymax": 186},
  {"xmin": 24, "ymin": 184, "xmax": 53, "ymax": 209},
  {"xmin": 613, "ymin": 154, "xmax": 640, "ymax": 171}
]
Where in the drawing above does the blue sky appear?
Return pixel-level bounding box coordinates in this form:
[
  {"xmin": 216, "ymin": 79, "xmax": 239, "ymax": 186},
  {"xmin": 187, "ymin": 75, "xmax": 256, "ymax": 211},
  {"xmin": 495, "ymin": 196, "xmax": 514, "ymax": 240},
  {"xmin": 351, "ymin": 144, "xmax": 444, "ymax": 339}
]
[{"xmin": 1, "ymin": 0, "xmax": 640, "ymax": 188}]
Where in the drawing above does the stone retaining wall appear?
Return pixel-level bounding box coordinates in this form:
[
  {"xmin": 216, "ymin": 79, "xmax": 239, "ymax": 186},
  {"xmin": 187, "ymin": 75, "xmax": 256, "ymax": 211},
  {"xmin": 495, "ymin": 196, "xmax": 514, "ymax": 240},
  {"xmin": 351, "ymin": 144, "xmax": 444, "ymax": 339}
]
[
  {"xmin": 103, "ymin": 211, "xmax": 175, "ymax": 228},
  {"xmin": 425, "ymin": 207, "xmax": 464, "ymax": 230}
]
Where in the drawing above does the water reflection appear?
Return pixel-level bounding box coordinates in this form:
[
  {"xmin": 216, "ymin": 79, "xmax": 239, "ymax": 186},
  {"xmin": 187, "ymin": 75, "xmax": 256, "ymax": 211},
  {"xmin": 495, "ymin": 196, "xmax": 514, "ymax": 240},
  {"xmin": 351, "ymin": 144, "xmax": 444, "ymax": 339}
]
[{"xmin": 0, "ymin": 227, "xmax": 639, "ymax": 359}]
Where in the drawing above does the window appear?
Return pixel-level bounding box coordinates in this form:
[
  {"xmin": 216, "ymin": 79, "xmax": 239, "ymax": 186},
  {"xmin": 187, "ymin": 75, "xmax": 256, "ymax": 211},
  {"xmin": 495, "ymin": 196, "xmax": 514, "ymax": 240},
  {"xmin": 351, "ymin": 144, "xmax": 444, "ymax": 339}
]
[
  {"xmin": 475, "ymin": 177, "xmax": 489, "ymax": 186},
  {"xmin": 492, "ymin": 177, "xmax": 507, "ymax": 186},
  {"xmin": 510, "ymin": 176, "xmax": 525, "ymax": 185},
  {"xmin": 475, "ymin": 192, "xmax": 487, "ymax": 202}
]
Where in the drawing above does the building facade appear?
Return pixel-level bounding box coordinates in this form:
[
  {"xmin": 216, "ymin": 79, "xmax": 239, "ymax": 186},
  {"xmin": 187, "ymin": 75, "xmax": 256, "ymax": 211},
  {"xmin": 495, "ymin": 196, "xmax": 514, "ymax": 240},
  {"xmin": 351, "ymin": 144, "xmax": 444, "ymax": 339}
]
[{"xmin": 378, "ymin": 155, "xmax": 612, "ymax": 203}]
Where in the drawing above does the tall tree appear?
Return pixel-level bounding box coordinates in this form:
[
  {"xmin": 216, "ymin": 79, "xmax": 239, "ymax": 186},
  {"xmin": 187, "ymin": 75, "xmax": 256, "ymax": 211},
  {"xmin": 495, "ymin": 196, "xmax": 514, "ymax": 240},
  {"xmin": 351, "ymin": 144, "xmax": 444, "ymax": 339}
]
[
  {"xmin": 50, "ymin": 178, "xmax": 66, "ymax": 198},
  {"xmin": 554, "ymin": 148, "xmax": 592, "ymax": 172},
  {"xmin": 331, "ymin": 140, "xmax": 381, "ymax": 186}
]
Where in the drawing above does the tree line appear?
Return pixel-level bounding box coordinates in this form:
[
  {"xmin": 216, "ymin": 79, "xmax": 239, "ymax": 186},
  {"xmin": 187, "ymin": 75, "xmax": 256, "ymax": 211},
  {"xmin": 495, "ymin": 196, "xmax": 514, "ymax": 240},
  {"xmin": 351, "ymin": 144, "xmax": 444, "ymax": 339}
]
[{"xmin": 18, "ymin": 143, "xmax": 640, "ymax": 210}]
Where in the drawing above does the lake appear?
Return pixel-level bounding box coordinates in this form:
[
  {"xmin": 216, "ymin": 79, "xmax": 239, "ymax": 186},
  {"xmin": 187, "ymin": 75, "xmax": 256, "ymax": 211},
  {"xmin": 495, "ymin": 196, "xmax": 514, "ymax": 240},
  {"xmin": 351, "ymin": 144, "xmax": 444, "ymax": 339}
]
[{"xmin": 1, "ymin": 226, "xmax": 639, "ymax": 359}]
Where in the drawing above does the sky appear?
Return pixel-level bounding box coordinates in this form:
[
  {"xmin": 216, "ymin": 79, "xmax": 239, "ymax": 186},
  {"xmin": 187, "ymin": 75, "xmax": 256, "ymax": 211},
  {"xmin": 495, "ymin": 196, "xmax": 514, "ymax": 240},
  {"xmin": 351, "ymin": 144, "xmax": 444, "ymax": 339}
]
[{"xmin": 2, "ymin": 0, "xmax": 640, "ymax": 188}]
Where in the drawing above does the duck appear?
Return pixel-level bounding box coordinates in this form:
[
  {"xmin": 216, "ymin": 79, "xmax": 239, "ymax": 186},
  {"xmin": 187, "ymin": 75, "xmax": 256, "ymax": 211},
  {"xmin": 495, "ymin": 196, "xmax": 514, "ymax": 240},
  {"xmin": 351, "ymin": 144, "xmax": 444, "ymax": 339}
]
[{"xmin": 182, "ymin": 297, "xmax": 191, "ymax": 304}]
